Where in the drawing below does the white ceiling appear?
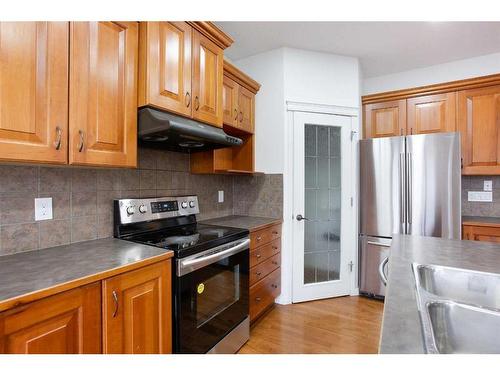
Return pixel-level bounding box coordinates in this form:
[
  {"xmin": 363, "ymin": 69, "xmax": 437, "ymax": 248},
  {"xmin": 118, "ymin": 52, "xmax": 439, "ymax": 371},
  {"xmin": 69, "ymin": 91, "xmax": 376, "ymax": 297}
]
[{"xmin": 216, "ymin": 22, "xmax": 500, "ymax": 78}]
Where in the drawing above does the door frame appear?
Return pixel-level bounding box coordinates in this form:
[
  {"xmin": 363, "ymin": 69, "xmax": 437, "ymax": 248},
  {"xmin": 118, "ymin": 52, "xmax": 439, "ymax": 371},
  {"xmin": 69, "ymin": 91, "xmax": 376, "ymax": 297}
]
[{"xmin": 282, "ymin": 101, "xmax": 360, "ymax": 304}]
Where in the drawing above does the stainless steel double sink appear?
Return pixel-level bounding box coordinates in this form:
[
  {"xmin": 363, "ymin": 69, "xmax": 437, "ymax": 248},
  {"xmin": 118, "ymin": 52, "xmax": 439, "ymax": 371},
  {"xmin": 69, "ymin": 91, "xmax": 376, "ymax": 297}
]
[{"xmin": 412, "ymin": 263, "xmax": 500, "ymax": 354}]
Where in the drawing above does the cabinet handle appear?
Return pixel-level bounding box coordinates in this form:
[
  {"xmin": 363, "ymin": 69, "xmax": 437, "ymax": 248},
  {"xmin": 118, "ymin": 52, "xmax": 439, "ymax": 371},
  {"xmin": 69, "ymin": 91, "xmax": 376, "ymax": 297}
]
[
  {"xmin": 271, "ymin": 284, "xmax": 278, "ymax": 289},
  {"xmin": 185, "ymin": 92, "xmax": 191, "ymax": 107},
  {"xmin": 112, "ymin": 290, "xmax": 119, "ymax": 318},
  {"xmin": 256, "ymin": 236, "xmax": 262, "ymax": 241},
  {"xmin": 272, "ymin": 261, "xmax": 278, "ymax": 265},
  {"xmin": 272, "ymin": 231, "xmax": 278, "ymax": 235},
  {"xmin": 272, "ymin": 246, "xmax": 278, "ymax": 250},
  {"xmin": 53, "ymin": 126, "xmax": 62, "ymax": 150},
  {"xmin": 256, "ymin": 271, "xmax": 262, "ymax": 276},
  {"xmin": 239, "ymin": 111, "xmax": 243, "ymax": 122},
  {"xmin": 255, "ymin": 297, "xmax": 261, "ymax": 302},
  {"xmin": 256, "ymin": 254, "xmax": 261, "ymax": 258},
  {"xmin": 234, "ymin": 108, "xmax": 238, "ymax": 120},
  {"xmin": 194, "ymin": 96, "xmax": 200, "ymax": 111},
  {"xmin": 78, "ymin": 130, "xmax": 84, "ymax": 152}
]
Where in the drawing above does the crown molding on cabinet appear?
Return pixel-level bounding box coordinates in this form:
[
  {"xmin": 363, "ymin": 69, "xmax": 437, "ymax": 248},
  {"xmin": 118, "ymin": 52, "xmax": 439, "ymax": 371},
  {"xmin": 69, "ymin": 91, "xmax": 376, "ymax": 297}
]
[
  {"xmin": 187, "ymin": 21, "xmax": 233, "ymax": 49},
  {"xmin": 223, "ymin": 60, "xmax": 261, "ymax": 94},
  {"xmin": 362, "ymin": 73, "xmax": 500, "ymax": 104}
]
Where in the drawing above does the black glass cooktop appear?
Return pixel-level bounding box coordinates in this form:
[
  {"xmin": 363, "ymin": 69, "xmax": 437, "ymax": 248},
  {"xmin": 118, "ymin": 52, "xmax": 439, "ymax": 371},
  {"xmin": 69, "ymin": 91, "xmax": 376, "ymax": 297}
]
[{"xmin": 124, "ymin": 223, "xmax": 248, "ymax": 258}]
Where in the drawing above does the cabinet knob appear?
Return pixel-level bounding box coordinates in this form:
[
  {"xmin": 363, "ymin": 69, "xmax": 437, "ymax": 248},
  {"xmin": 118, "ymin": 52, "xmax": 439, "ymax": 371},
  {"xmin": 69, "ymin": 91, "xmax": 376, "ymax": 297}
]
[
  {"xmin": 271, "ymin": 284, "xmax": 278, "ymax": 289},
  {"xmin": 272, "ymin": 231, "xmax": 278, "ymax": 235},
  {"xmin": 256, "ymin": 254, "xmax": 261, "ymax": 258},
  {"xmin": 256, "ymin": 236, "xmax": 262, "ymax": 241},
  {"xmin": 185, "ymin": 92, "xmax": 191, "ymax": 108},
  {"xmin": 256, "ymin": 271, "xmax": 262, "ymax": 276},
  {"xmin": 53, "ymin": 126, "xmax": 62, "ymax": 150},
  {"xmin": 272, "ymin": 246, "xmax": 278, "ymax": 250},
  {"xmin": 272, "ymin": 261, "xmax": 278, "ymax": 265},
  {"xmin": 78, "ymin": 130, "xmax": 84, "ymax": 152},
  {"xmin": 194, "ymin": 96, "xmax": 200, "ymax": 111},
  {"xmin": 255, "ymin": 297, "xmax": 261, "ymax": 302}
]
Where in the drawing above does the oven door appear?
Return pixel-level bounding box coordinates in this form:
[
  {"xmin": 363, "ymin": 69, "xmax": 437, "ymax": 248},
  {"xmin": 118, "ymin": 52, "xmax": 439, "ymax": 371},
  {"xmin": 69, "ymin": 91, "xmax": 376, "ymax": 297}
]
[{"xmin": 174, "ymin": 238, "xmax": 250, "ymax": 353}]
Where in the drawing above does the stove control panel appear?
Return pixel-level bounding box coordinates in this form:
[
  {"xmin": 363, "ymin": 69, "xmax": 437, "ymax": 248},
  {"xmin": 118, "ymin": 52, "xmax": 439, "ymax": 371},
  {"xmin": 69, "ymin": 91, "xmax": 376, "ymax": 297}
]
[{"xmin": 115, "ymin": 196, "xmax": 199, "ymax": 224}]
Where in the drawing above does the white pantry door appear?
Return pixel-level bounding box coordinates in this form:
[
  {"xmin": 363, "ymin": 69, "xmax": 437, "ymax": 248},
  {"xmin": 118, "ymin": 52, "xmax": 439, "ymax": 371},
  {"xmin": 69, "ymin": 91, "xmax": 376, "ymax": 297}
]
[{"xmin": 292, "ymin": 111, "xmax": 355, "ymax": 303}]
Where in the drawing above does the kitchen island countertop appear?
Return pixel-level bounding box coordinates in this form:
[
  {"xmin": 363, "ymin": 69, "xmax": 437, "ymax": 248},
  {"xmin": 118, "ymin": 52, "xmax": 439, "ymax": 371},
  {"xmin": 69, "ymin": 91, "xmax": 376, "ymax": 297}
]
[
  {"xmin": 0, "ymin": 238, "xmax": 173, "ymax": 312},
  {"xmin": 380, "ymin": 234, "xmax": 500, "ymax": 353}
]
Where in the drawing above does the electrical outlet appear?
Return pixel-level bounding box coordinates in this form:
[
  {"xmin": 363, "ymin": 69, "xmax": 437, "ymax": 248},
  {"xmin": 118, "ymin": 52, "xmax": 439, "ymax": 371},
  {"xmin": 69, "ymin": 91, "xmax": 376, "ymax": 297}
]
[
  {"xmin": 218, "ymin": 190, "xmax": 224, "ymax": 203},
  {"xmin": 484, "ymin": 180, "xmax": 493, "ymax": 192},
  {"xmin": 468, "ymin": 191, "xmax": 493, "ymax": 202},
  {"xmin": 35, "ymin": 197, "xmax": 53, "ymax": 221}
]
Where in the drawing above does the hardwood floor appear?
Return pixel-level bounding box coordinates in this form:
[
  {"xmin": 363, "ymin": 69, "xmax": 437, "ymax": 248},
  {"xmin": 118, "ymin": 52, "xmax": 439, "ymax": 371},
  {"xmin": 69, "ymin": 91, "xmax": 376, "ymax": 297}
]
[{"xmin": 239, "ymin": 296, "xmax": 384, "ymax": 354}]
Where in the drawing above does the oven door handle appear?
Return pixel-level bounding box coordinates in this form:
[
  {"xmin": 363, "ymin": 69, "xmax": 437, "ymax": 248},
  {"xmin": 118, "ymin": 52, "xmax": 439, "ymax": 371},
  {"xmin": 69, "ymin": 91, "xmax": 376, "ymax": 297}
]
[{"xmin": 178, "ymin": 238, "xmax": 250, "ymax": 276}]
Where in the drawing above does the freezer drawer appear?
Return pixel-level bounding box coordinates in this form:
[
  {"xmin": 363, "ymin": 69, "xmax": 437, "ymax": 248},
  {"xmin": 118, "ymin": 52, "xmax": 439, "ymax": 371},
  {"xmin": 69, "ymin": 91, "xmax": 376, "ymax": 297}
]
[{"xmin": 359, "ymin": 235, "xmax": 391, "ymax": 299}]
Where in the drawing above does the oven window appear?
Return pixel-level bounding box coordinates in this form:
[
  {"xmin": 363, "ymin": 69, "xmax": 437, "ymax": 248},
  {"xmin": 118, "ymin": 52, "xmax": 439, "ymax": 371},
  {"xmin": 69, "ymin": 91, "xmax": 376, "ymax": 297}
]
[{"xmin": 196, "ymin": 264, "xmax": 240, "ymax": 328}]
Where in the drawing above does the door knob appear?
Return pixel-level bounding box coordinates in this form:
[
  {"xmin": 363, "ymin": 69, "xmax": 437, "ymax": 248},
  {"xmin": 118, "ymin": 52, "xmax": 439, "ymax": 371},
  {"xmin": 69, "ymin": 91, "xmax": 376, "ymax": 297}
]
[{"xmin": 296, "ymin": 214, "xmax": 309, "ymax": 221}]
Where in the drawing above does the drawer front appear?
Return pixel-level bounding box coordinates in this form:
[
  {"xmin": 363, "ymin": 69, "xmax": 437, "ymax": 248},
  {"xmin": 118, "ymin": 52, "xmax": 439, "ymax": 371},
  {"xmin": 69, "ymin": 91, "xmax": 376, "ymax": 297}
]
[
  {"xmin": 250, "ymin": 238, "xmax": 281, "ymax": 268},
  {"xmin": 250, "ymin": 224, "xmax": 282, "ymax": 249},
  {"xmin": 250, "ymin": 267, "xmax": 281, "ymax": 321},
  {"xmin": 250, "ymin": 252, "xmax": 281, "ymax": 286}
]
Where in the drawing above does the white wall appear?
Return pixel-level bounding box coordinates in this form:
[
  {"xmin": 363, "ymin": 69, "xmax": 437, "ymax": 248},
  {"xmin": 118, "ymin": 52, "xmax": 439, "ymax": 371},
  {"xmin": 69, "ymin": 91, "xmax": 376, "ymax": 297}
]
[
  {"xmin": 363, "ymin": 52, "xmax": 500, "ymax": 95},
  {"xmin": 283, "ymin": 48, "xmax": 360, "ymax": 108},
  {"xmin": 234, "ymin": 48, "xmax": 360, "ymax": 305},
  {"xmin": 232, "ymin": 49, "xmax": 286, "ymax": 174}
]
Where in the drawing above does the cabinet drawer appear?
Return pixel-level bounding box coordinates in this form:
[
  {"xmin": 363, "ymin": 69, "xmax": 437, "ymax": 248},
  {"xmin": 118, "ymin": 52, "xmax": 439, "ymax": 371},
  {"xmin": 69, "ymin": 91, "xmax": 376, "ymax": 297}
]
[
  {"xmin": 250, "ymin": 267, "xmax": 281, "ymax": 322},
  {"xmin": 250, "ymin": 238, "xmax": 281, "ymax": 268},
  {"xmin": 250, "ymin": 252, "xmax": 281, "ymax": 286},
  {"xmin": 250, "ymin": 224, "xmax": 281, "ymax": 249}
]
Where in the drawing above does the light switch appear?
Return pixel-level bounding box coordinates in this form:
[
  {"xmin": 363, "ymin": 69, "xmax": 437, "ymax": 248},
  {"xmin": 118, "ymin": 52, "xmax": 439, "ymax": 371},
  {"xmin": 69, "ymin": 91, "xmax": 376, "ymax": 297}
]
[
  {"xmin": 35, "ymin": 197, "xmax": 53, "ymax": 221},
  {"xmin": 218, "ymin": 190, "xmax": 224, "ymax": 203},
  {"xmin": 468, "ymin": 191, "xmax": 493, "ymax": 202},
  {"xmin": 484, "ymin": 180, "xmax": 493, "ymax": 192}
]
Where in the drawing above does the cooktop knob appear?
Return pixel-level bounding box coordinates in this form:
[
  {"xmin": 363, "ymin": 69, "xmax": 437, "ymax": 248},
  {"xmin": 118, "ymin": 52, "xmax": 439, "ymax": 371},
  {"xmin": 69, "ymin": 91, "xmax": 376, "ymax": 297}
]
[
  {"xmin": 189, "ymin": 200, "xmax": 195, "ymax": 208},
  {"xmin": 126, "ymin": 206, "xmax": 135, "ymax": 215},
  {"xmin": 139, "ymin": 204, "xmax": 147, "ymax": 214},
  {"xmin": 181, "ymin": 201, "xmax": 188, "ymax": 209}
]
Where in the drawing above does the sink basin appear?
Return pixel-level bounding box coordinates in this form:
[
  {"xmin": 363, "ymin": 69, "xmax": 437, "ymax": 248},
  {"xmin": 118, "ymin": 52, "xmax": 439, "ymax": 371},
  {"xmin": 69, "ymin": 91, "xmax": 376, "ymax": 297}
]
[
  {"xmin": 414, "ymin": 264, "xmax": 500, "ymax": 310},
  {"xmin": 412, "ymin": 263, "xmax": 500, "ymax": 353},
  {"xmin": 426, "ymin": 301, "xmax": 500, "ymax": 354}
]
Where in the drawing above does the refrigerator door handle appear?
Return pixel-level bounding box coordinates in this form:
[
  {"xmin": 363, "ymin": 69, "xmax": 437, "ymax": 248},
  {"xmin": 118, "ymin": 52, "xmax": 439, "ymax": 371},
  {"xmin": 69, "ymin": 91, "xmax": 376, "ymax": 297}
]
[
  {"xmin": 407, "ymin": 152, "xmax": 412, "ymax": 226},
  {"xmin": 399, "ymin": 153, "xmax": 406, "ymax": 233},
  {"xmin": 367, "ymin": 241, "xmax": 391, "ymax": 248},
  {"xmin": 378, "ymin": 256, "xmax": 389, "ymax": 286}
]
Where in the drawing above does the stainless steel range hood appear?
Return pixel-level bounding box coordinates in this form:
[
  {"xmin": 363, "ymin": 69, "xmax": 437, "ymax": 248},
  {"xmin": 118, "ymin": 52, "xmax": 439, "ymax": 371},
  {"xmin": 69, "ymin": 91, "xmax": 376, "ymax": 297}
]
[{"xmin": 138, "ymin": 107, "xmax": 243, "ymax": 153}]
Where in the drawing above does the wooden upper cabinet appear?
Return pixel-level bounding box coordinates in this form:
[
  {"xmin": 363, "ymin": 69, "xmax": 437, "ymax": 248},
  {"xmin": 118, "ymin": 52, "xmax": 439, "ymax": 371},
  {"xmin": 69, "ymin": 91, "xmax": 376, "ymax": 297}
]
[
  {"xmin": 407, "ymin": 93, "xmax": 456, "ymax": 135},
  {"xmin": 138, "ymin": 22, "xmax": 192, "ymax": 117},
  {"xmin": 238, "ymin": 86, "xmax": 255, "ymax": 133},
  {"xmin": 192, "ymin": 30, "xmax": 223, "ymax": 127},
  {"xmin": 222, "ymin": 75, "xmax": 239, "ymax": 127},
  {"xmin": 0, "ymin": 22, "xmax": 69, "ymax": 164},
  {"xmin": 363, "ymin": 100, "xmax": 406, "ymax": 138},
  {"xmin": 69, "ymin": 22, "xmax": 138, "ymax": 168},
  {"xmin": 0, "ymin": 283, "xmax": 101, "ymax": 354},
  {"xmin": 102, "ymin": 260, "xmax": 172, "ymax": 354},
  {"xmin": 458, "ymin": 85, "xmax": 500, "ymax": 175}
]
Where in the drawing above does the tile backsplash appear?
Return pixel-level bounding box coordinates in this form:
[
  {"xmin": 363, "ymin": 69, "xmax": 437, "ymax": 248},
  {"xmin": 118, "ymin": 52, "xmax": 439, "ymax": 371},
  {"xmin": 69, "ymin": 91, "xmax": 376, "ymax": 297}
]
[
  {"xmin": 0, "ymin": 148, "xmax": 283, "ymax": 256},
  {"xmin": 462, "ymin": 176, "xmax": 500, "ymax": 217}
]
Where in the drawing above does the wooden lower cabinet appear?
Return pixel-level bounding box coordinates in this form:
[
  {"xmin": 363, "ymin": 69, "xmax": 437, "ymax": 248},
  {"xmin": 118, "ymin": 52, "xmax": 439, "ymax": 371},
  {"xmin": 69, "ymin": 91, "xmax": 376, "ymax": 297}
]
[
  {"xmin": 102, "ymin": 260, "xmax": 171, "ymax": 354},
  {"xmin": 463, "ymin": 223, "xmax": 500, "ymax": 243},
  {"xmin": 248, "ymin": 223, "xmax": 282, "ymax": 323},
  {"xmin": 0, "ymin": 283, "xmax": 101, "ymax": 354}
]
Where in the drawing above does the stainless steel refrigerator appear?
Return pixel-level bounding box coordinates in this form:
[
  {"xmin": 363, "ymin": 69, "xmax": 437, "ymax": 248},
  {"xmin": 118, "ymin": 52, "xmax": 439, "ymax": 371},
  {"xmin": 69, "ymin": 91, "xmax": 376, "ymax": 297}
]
[{"xmin": 359, "ymin": 132, "xmax": 461, "ymax": 298}]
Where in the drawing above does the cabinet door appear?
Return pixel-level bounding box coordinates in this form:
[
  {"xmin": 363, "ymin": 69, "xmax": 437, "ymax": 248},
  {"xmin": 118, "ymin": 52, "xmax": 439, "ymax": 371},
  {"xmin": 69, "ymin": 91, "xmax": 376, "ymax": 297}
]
[
  {"xmin": 192, "ymin": 30, "xmax": 223, "ymax": 127},
  {"xmin": 407, "ymin": 92, "xmax": 456, "ymax": 135},
  {"xmin": 0, "ymin": 283, "xmax": 101, "ymax": 354},
  {"xmin": 69, "ymin": 22, "xmax": 138, "ymax": 168},
  {"xmin": 222, "ymin": 75, "xmax": 239, "ymax": 127},
  {"xmin": 458, "ymin": 85, "xmax": 500, "ymax": 175},
  {"xmin": 0, "ymin": 22, "xmax": 68, "ymax": 164},
  {"xmin": 463, "ymin": 225, "xmax": 500, "ymax": 243},
  {"xmin": 102, "ymin": 261, "xmax": 171, "ymax": 354},
  {"xmin": 238, "ymin": 86, "xmax": 255, "ymax": 133},
  {"xmin": 138, "ymin": 22, "xmax": 192, "ymax": 117},
  {"xmin": 363, "ymin": 100, "xmax": 406, "ymax": 138}
]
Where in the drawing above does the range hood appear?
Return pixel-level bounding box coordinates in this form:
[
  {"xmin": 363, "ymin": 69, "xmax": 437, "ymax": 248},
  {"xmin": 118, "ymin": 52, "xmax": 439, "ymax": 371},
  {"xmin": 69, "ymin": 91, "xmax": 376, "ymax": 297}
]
[{"xmin": 138, "ymin": 107, "xmax": 243, "ymax": 153}]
